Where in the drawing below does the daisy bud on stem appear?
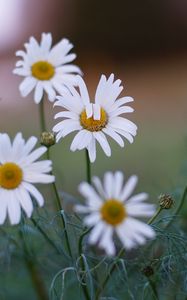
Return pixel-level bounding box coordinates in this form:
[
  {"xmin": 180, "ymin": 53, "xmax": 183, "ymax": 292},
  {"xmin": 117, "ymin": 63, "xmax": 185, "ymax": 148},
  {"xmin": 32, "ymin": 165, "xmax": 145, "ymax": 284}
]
[
  {"xmin": 40, "ymin": 132, "xmax": 56, "ymax": 147},
  {"xmin": 142, "ymin": 265, "xmax": 154, "ymax": 277},
  {"xmin": 159, "ymin": 194, "xmax": 174, "ymax": 209}
]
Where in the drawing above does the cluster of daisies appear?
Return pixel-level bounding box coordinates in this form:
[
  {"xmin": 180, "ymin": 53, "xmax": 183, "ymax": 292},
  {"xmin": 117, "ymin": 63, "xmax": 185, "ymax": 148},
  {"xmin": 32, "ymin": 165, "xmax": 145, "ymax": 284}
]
[{"xmin": 0, "ymin": 32, "xmax": 156, "ymax": 255}]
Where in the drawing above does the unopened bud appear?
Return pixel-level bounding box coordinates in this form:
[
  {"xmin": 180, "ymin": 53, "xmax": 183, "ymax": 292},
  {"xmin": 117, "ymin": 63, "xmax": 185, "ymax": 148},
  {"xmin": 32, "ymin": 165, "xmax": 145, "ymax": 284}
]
[
  {"xmin": 40, "ymin": 132, "xmax": 56, "ymax": 147},
  {"xmin": 142, "ymin": 266, "xmax": 154, "ymax": 277},
  {"xmin": 159, "ymin": 194, "xmax": 174, "ymax": 209}
]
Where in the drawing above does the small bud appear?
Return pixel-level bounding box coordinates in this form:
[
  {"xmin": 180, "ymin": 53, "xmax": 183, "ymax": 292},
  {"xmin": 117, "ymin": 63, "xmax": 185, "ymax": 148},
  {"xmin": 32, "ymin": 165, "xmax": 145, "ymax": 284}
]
[
  {"xmin": 159, "ymin": 194, "xmax": 174, "ymax": 209},
  {"xmin": 142, "ymin": 266, "xmax": 154, "ymax": 277},
  {"xmin": 40, "ymin": 132, "xmax": 56, "ymax": 147}
]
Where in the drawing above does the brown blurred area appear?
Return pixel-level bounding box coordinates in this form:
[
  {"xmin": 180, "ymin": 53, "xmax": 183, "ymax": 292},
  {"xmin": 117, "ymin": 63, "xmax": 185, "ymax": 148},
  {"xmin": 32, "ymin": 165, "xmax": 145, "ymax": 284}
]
[{"xmin": 0, "ymin": 0, "xmax": 187, "ymax": 195}]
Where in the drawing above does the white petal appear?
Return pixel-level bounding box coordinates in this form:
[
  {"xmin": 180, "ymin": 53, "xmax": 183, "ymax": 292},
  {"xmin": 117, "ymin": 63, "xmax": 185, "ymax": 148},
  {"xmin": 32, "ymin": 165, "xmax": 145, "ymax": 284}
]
[
  {"xmin": 93, "ymin": 132, "xmax": 111, "ymax": 157},
  {"xmin": 0, "ymin": 191, "xmax": 8, "ymax": 224},
  {"xmin": 0, "ymin": 133, "xmax": 12, "ymax": 163},
  {"xmin": 70, "ymin": 130, "xmax": 92, "ymax": 151},
  {"xmin": 120, "ymin": 175, "xmax": 138, "ymax": 202},
  {"xmin": 78, "ymin": 182, "xmax": 103, "ymax": 207},
  {"xmin": 84, "ymin": 212, "xmax": 101, "ymax": 226},
  {"xmin": 126, "ymin": 218, "xmax": 155, "ymax": 239},
  {"xmin": 34, "ymin": 82, "xmax": 44, "ymax": 104},
  {"xmin": 127, "ymin": 193, "xmax": 148, "ymax": 203},
  {"xmin": 87, "ymin": 136, "xmax": 96, "ymax": 163},
  {"xmin": 53, "ymin": 119, "xmax": 81, "ymax": 133},
  {"xmin": 103, "ymin": 172, "xmax": 114, "ymax": 198},
  {"xmin": 126, "ymin": 203, "xmax": 155, "ymax": 217},
  {"xmin": 24, "ymin": 160, "xmax": 52, "ymax": 173},
  {"xmin": 113, "ymin": 129, "xmax": 134, "ymax": 143},
  {"xmin": 22, "ymin": 136, "xmax": 37, "ymax": 156},
  {"xmin": 43, "ymin": 82, "xmax": 56, "ymax": 102},
  {"xmin": 102, "ymin": 127, "xmax": 124, "ymax": 147},
  {"xmin": 113, "ymin": 171, "xmax": 124, "ymax": 199},
  {"xmin": 55, "ymin": 123, "xmax": 82, "ymax": 141},
  {"xmin": 19, "ymin": 77, "xmax": 37, "ymax": 97},
  {"xmin": 7, "ymin": 191, "xmax": 21, "ymax": 225},
  {"xmin": 41, "ymin": 33, "xmax": 52, "ymax": 53},
  {"xmin": 13, "ymin": 68, "xmax": 30, "ymax": 76},
  {"xmin": 76, "ymin": 76, "xmax": 90, "ymax": 105},
  {"xmin": 109, "ymin": 106, "xmax": 134, "ymax": 117},
  {"xmin": 92, "ymin": 176, "xmax": 106, "ymax": 198},
  {"xmin": 20, "ymin": 147, "xmax": 47, "ymax": 165},
  {"xmin": 54, "ymin": 111, "xmax": 78, "ymax": 120},
  {"xmin": 116, "ymin": 222, "xmax": 136, "ymax": 250},
  {"xmin": 22, "ymin": 182, "xmax": 44, "ymax": 206},
  {"xmin": 16, "ymin": 187, "xmax": 33, "ymax": 218},
  {"xmin": 11, "ymin": 133, "xmax": 26, "ymax": 162},
  {"xmin": 88, "ymin": 221, "xmax": 106, "ymax": 244},
  {"xmin": 56, "ymin": 64, "xmax": 82, "ymax": 75},
  {"xmin": 74, "ymin": 205, "xmax": 92, "ymax": 213},
  {"xmin": 23, "ymin": 171, "xmax": 55, "ymax": 184},
  {"xmin": 85, "ymin": 103, "xmax": 93, "ymax": 118},
  {"xmin": 99, "ymin": 226, "xmax": 115, "ymax": 256},
  {"xmin": 93, "ymin": 103, "xmax": 100, "ymax": 120}
]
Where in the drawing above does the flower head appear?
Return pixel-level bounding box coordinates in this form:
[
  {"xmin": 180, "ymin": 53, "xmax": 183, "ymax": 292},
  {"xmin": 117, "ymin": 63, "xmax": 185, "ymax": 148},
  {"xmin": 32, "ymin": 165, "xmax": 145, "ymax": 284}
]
[
  {"xmin": 0, "ymin": 133, "xmax": 55, "ymax": 225},
  {"xmin": 75, "ymin": 171, "xmax": 155, "ymax": 255},
  {"xmin": 13, "ymin": 33, "xmax": 82, "ymax": 103},
  {"xmin": 53, "ymin": 74, "xmax": 137, "ymax": 162}
]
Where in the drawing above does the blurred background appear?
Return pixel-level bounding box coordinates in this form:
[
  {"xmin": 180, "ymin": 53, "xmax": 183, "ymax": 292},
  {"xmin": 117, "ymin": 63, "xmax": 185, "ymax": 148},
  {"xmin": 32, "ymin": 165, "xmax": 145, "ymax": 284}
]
[{"xmin": 0, "ymin": 0, "xmax": 187, "ymax": 198}]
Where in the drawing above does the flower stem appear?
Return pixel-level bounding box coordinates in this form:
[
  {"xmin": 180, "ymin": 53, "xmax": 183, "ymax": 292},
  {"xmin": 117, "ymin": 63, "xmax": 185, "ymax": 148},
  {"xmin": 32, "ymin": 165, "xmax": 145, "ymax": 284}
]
[
  {"xmin": 78, "ymin": 227, "xmax": 92, "ymax": 257},
  {"xmin": 19, "ymin": 227, "xmax": 48, "ymax": 300},
  {"xmin": 147, "ymin": 206, "xmax": 163, "ymax": 225},
  {"xmin": 85, "ymin": 149, "xmax": 91, "ymax": 184},
  {"xmin": 79, "ymin": 255, "xmax": 90, "ymax": 300},
  {"xmin": 38, "ymin": 101, "xmax": 72, "ymax": 259},
  {"xmin": 148, "ymin": 278, "xmax": 158, "ymax": 299},
  {"xmin": 95, "ymin": 248, "xmax": 125, "ymax": 300},
  {"xmin": 39, "ymin": 97, "xmax": 46, "ymax": 132},
  {"xmin": 78, "ymin": 228, "xmax": 92, "ymax": 300},
  {"xmin": 165, "ymin": 186, "xmax": 187, "ymax": 229}
]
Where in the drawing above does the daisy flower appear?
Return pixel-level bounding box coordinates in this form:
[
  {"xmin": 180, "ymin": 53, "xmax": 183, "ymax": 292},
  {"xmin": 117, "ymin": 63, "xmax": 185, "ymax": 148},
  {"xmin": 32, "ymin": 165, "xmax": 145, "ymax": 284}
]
[
  {"xmin": 53, "ymin": 74, "xmax": 137, "ymax": 162},
  {"xmin": 75, "ymin": 171, "xmax": 156, "ymax": 256},
  {"xmin": 13, "ymin": 33, "xmax": 82, "ymax": 103},
  {"xmin": 0, "ymin": 133, "xmax": 55, "ymax": 225}
]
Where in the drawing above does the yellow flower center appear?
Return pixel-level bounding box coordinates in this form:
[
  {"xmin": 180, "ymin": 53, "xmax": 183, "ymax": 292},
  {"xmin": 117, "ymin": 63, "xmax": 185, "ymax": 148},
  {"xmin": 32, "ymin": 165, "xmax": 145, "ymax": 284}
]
[
  {"xmin": 0, "ymin": 163, "xmax": 23, "ymax": 189},
  {"xmin": 80, "ymin": 108, "xmax": 108, "ymax": 132},
  {"xmin": 31, "ymin": 61, "xmax": 55, "ymax": 80},
  {"xmin": 100, "ymin": 199, "xmax": 127, "ymax": 226}
]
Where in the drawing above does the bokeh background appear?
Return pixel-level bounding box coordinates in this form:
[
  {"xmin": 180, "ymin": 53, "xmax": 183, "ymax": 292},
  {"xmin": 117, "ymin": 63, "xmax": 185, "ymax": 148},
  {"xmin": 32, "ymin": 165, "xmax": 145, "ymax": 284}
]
[{"xmin": 0, "ymin": 0, "xmax": 187, "ymax": 199}]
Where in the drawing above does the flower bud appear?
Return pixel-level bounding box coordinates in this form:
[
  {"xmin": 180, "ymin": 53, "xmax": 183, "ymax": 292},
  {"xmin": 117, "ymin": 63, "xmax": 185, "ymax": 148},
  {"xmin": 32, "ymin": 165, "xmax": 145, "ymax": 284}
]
[
  {"xmin": 40, "ymin": 132, "xmax": 56, "ymax": 147},
  {"xmin": 142, "ymin": 265, "xmax": 154, "ymax": 277},
  {"xmin": 159, "ymin": 194, "xmax": 174, "ymax": 209}
]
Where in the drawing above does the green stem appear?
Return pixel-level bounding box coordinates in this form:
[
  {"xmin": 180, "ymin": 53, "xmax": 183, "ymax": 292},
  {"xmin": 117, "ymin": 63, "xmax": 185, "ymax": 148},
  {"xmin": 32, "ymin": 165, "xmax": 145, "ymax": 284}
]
[
  {"xmin": 19, "ymin": 227, "xmax": 48, "ymax": 300},
  {"xmin": 85, "ymin": 149, "xmax": 91, "ymax": 184},
  {"xmin": 165, "ymin": 186, "xmax": 187, "ymax": 229},
  {"xmin": 148, "ymin": 278, "xmax": 158, "ymax": 300},
  {"xmin": 38, "ymin": 101, "xmax": 72, "ymax": 259},
  {"xmin": 79, "ymin": 256, "xmax": 90, "ymax": 300},
  {"xmin": 148, "ymin": 207, "xmax": 163, "ymax": 225},
  {"xmin": 39, "ymin": 97, "xmax": 46, "ymax": 132},
  {"xmin": 51, "ymin": 183, "xmax": 73, "ymax": 259},
  {"xmin": 47, "ymin": 149, "xmax": 72, "ymax": 259},
  {"xmin": 95, "ymin": 248, "xmax": 125, "ymax": 300},
  {"xmin": 78, "ymin": 228, "xmax": 92, "ymax": 300},
  {"xmin": 78, "ymin": 227, "xmax": 92, "ymax": 257}
]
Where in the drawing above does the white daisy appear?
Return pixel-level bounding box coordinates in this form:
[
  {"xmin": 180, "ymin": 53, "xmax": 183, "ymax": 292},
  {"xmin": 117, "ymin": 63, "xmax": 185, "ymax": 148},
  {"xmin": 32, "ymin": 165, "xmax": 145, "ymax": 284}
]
[
  {"xmin": 53, "ymin": 74, "xmax": 137, "ymax": 163},
  {"xmin": 75, "ymin": 171, "xmax": 156, "ymax": 256},
  {"xmin": 0, "ymin": 133, "xmax": 55, "ymax": 225},
  {"xmin": 13, "ymin": 33, "xmax": 82, "ymax": 104}
]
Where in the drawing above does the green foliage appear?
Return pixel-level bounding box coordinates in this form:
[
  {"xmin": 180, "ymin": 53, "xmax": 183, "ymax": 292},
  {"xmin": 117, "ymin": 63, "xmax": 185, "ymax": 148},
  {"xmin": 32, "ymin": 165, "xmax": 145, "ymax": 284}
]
[{"xmin": 0, "ymin": 188, "xmax": 187, "ymax": 300}]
